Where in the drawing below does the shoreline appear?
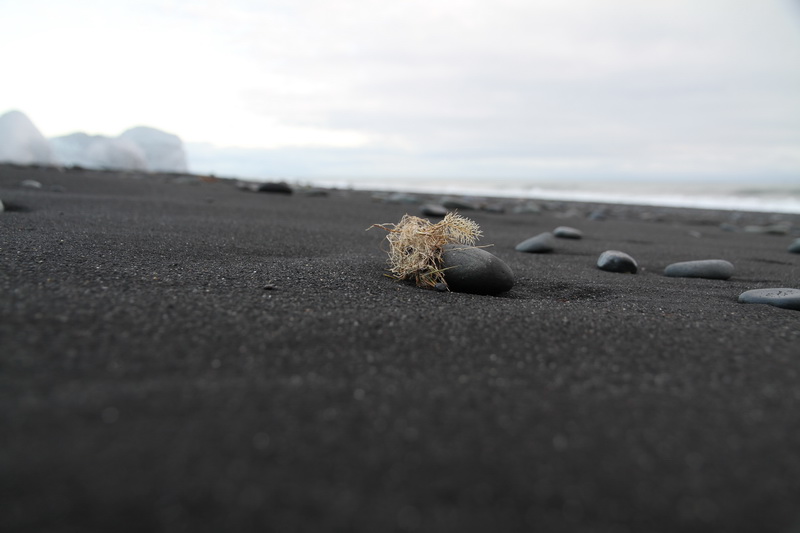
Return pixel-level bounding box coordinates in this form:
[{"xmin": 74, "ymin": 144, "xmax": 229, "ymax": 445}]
[
  {"xmin": 309, "ymin": 178, "xmax": 800, "ymax": 215},
  {"xmin": 5, "ymin": 161, "xmax": 800, "ymax": 216},
  {"xmin": 2, "ymin": 163, "xmax": 800, "ymax": 532}
]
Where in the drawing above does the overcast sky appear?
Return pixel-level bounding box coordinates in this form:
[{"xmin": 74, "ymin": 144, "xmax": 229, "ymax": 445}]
[{"xmin": 1, "ymin": 0, "xmax": 799, "ymax": 183}]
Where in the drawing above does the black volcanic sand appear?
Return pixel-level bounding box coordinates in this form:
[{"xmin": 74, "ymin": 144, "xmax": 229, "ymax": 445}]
[{"xmin": 2, "ymin": 164, "xmax": 800, "ymax": 533}]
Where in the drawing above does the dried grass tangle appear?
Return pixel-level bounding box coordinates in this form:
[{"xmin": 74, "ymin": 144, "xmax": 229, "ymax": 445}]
[{"xmin": 369, "ymin": 212, "xmax": 482, "ymax": 288}]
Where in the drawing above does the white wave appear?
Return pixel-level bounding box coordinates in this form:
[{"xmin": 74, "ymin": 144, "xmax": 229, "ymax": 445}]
[{"xmin": 308, "ymin": 178, "xmax": 800, "ymax": 214}]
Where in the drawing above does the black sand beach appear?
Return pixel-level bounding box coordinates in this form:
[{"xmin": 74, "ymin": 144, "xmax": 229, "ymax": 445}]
[{"xmin": 2, "ymin": 164, "xmax": 800, "ymax": 532}]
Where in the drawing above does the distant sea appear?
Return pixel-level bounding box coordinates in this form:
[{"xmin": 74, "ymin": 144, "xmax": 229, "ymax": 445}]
[{"xmin": 302, "ymin": 177, "xmax": 800, "ymax": 215}]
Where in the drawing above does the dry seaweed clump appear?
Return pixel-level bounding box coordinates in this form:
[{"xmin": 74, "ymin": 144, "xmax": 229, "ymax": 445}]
[{"xmin": 370, "ymin": 212, "xmax": 482, "ymax": 288}]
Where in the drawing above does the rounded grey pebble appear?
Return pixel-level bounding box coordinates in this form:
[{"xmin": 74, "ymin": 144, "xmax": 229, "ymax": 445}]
[
  {"xmin": 20, "ymin": 179, "xmax": 42, "ymax": 189},
  {"xmin": 515, "ymin": 232, "xmax": 555, "ymax": 253},
  {"xmin": 441, "ymin": 198, "xmax": 477, "ymax": 210},
  {"xmin": 441, "ymin": 244, "xmax": 514, "ymax": 295},
  {"xmin": 381, "ymin": 192, "xmax": 419, "ymax": 204},
  {"xmin": 788, "ymin": 238, "xmax": 800, "ymax": 254},
  {"xmin": 553, "ymin": 226, "xmax": 583, "ymax": 239},
  {"xmin": 588, "ymin": 209, "xmax": 607, "ymax": 221},
  {"xmin": 420, "ymin": 204, "xmax": 448, "ymax": 217},
  {"xmin": 664, "ymin": 259, "xmax": 734, "ymax": 280},
  {"xmin": 738, "ymin": 288, "xmax": 800, "ymax": 311},
  {"xmin": 256, "ymin": 181, "xmax": 293, "ymax": 194},
  {"xmin": 597, "ymin": 250, "xmax": 638, "ymax": 274},
  {"xmin": 434, "ymin": 282, "xmax": 448, "ymax": 292},
  {"xmin": 510, "ymin": 201, "xmax": 541, "ymax": 214},
  {"xmin": 744, "ymin": 224, "xmax": 789, "ymax": 236}
]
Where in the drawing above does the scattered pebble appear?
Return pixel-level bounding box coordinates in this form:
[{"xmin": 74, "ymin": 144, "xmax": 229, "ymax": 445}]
[
  {"xmin": 788, "ymin": 238, "xmax": 800, "ymax": 254},
  {"xmin": 481, "ymin": 203, "xmax": 506, "ymax": 214},
  {"xmin": 515, "ymin": 232, "xmax": 555, "ymax": 253},
  {"xmin": 299, "ymin": 188, "xmax": 328, "ymax": 197},
  {"xmin": 588, "ymin": 209, "xmax": 607, "ymax": 221},
  {"xmin": 744, "ymin": 224, "xmax": 790, "ymax": 236},
  {"xmin": 385, "ymin": 192, "xmax": 419, "ymax": 204},
  {"xmin": 441, "ymin": 244, "xmax": 514, "ymax": 295},
  {"xmin": 20, "ymin": 179, "xmax": 42, "ymax": 189},
  {"xmin": 256, "ymin": 182, "xmax": 293, "ymax": 194},
  {"xmin": 511, "ymin": 201, "xmax": 541, "ymax": 214},
  {"xmin": 738, "ymin": 288, "xmax": 800, "ymax": 311},
  {"xmin": 237, "ymin": 181, "xmax": 260, "ymax": 191},
  {"xmin": 597, "ymin": 250, "xmax": 638, "ymax": 274},
  {"xmin": 441, "ymin": 198, "xmax": 477, "ymax": 210},
  {"xmin": 664, "ymin": 259, "xmax": 734, "ymax": 280},
  {"xmin": 553, "ymin": 226, "xmax": 583, "ymax": 239},
  {"xmin": 420, "ymin": 204, "xmax": 448, "ymax": 217}
]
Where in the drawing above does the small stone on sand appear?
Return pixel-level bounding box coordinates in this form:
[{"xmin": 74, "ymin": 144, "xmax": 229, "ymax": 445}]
[
  {"xmin": 510, "ymin": 201, "xmax": 541, "ymax": 214},
  {"xmin": 441, "ymin": 244, "xmax": 514, "ymax": 295},
  {"xmin": 744, "ymin": 224, "xmax": 790, "ymax": 236},
  {"xmin": 441, "ymin": 198, "xmax": 478, "ymax": 210},
  {"xmin": 515, "ymin": 232, "xmax": 555, "ymax": 253},
  {"xmin": 664, "ymin": 260, "xmax": 734, "ymax": 280},
  {"xmin": 553, "ymin": 226, "xmax": 583, "ymax": 239},
  {"xmin": 738, "ymin": 288, "xmax": 800, "ymax": 311},
  {"xmin": 20, "ymin": 179, "xmax": 42, "ymax": 189},
  {"xmin": 385, "ymin": 192, "xmax": 419, "ymax": 204},
  {"xmin": 597, "ymin": 250, "xmax": 638, "ymax": 274},
  {"xmin": 420, "ymin": 204, "xmax": 448, "ymax": 217},
  {"xmin": 256, "ymin": 182, "xmax": 293, "ymax": 194}
]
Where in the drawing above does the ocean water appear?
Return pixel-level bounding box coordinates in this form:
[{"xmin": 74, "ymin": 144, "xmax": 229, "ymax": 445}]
[{"xmin": 306, "ymin": 177, "xmax": 800, "ymax": 214}]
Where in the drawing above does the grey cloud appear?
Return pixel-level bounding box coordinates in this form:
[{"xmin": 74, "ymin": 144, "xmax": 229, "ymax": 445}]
[{"xmin": 191, "ymin": 0, "xmax": 800, "ymax": 181}]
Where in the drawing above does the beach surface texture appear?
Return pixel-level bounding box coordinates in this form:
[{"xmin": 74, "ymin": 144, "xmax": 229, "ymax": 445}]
[{"xmin": 2, "ymin": 164, "xmax": 800, "ymax": 532}]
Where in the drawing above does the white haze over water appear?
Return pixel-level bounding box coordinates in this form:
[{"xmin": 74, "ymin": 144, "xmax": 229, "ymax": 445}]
[{"xmin": 301, "ymin": 176, "xmax": 800, "ymax": 214}]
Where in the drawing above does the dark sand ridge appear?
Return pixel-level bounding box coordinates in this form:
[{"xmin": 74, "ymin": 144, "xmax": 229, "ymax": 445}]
[{"xmin": 2, "ymin": 164, "xmax": 799, "ymax": 532}]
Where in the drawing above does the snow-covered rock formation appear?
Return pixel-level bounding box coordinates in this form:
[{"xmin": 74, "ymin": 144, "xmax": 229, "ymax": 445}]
[
  {"xmin": 0, "ymin": 110, "xmax": 189, "ymax": 173},
  {"xmin": 50, "ymin": 132, "xmax": 148, "ymax": 171},
  {"xmin": 52, "ymin": 127, "xmax": 188, "ymax": 173},
  {"xmin": 119, "ymin": 126, "xmax": 188, "ymax": 173},
  {"xmin": 0, "ymin": 110, "xmax": 57, "ymax": 165}
]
